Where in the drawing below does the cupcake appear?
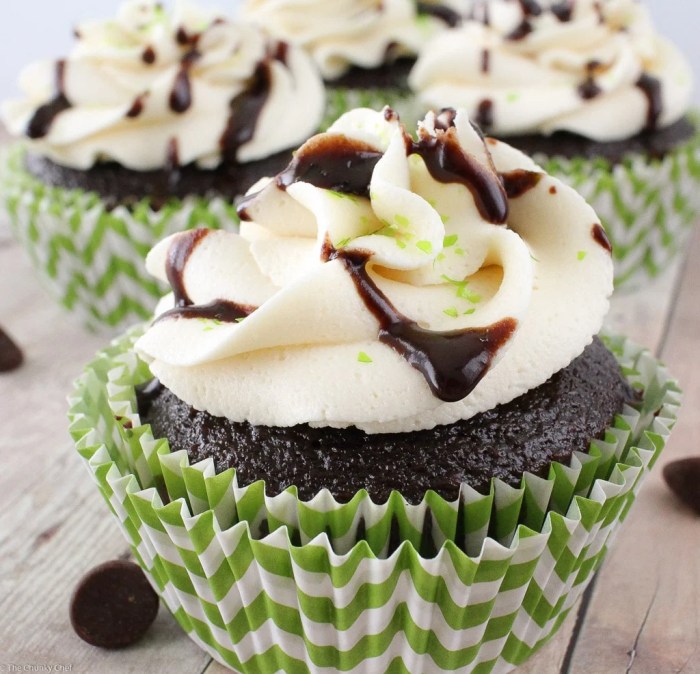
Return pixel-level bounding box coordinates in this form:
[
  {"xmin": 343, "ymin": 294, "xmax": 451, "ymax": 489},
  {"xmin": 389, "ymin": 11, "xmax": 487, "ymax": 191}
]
[
  {"xmin": 242, "ymin": 0, "xmax": 464, "ymax": 129},
  {"xmin": 1, "ymin": 0, "xmax": 324, "ymax": 331},
  {"xmin": 409, "ymin": 0, "xmax": 700, "ymax": 288},
  {"xmin": 70, "ymin": 108, "xmax": 680, "ymax": 672}
]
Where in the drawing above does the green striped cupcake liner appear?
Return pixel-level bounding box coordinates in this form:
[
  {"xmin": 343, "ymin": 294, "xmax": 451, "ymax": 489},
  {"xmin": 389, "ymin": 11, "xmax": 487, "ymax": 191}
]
[
  {"xmin": 68, "ymin": 329, "xmax": 679, "ymax": 673},
  {"xmin": 538, "ymin": 121, "xmax": 700, "ymax": 290},
  {"xmin": 0, "ymin": 145, "xmax": 240, "ymax": 333}
]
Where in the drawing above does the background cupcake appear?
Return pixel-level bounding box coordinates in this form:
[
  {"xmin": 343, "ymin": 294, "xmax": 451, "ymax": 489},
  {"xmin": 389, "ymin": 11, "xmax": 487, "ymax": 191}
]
[
  {"xmin": 242, "ymin": 0, "xmax": 465, "ymax": 129},
  {"xmin": 410, "ymin": 0, "xmax": 700, "ymax": 288},
  {"xmin": 70, "ymin": 108, "xmax": 680, "ymax": 672},
  {"xmin": 1, "ymin": 0, "xmax": 324, "ymax": 331}
]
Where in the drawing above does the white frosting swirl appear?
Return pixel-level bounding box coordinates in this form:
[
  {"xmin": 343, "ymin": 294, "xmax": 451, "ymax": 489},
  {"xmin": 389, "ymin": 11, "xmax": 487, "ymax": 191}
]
[
  {"xmin": 409, "ymin": 0, "xmax": 693, "ymax": 140},
  {"xmin": 136, "ymin": 107, "xmax": 613, "ymax": 433},
  {"xmin": 242, "ymin": 0, "xmax": 463, "ymax": 80},
  {"xmin": 2, "ymin": 0, "xmax": 325, "ymax": 170}
]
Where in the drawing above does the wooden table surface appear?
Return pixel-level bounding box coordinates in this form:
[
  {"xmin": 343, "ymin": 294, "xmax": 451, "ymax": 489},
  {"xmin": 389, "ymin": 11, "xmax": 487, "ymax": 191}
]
[{"xmin": 1, "ymin": 172, "xmax": 699, "ymax": 673}]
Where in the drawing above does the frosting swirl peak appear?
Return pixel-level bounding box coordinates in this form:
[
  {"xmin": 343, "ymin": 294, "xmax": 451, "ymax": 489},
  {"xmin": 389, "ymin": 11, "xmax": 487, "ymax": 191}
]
[
  {"xmin": 136, "ymin": 108, "xmax": 613, "ymax": 433},
  {"xmin": 2, "ymin": 0, "xmax": 325, "ymax": 170}
]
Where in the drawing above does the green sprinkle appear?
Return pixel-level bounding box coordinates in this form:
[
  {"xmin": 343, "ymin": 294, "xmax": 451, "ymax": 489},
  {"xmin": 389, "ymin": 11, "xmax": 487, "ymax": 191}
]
[
  {"xmin": 440, "ymin": 213, "xmax": 450, "ymax": 225},
  {"xmin": 507, "ymin": 92, "xmax": 520, "ymax": 103},
  {"xmin": 530, "ymin": 253, "xmax": 540, "ymax": 263},
  {"xmin": 443, "ymin": 307, "xmax": 458, "ymax": 318},
  {"xmin": 394, "ymin": 214, "xmax": 410, "ymax": 227},
  {"xmin": 436, "ymin": 253, "xmax": 446, "ymax": 262},
  {"xmin": 396, "ymin": 240, "xmax": 407, "ymax": 249},
  {"xmin": 577, "ymin": 250, "xmax": 587, "ymax": 261},
  {"xmin": 336, "ymin": 237, "xmax": 352, "ymax": 247},
  {"xmin": 416, "ymin": 240, "xmax": 433, "ymax": 254},
  {"xmin": 443, "ymin": 234, "xmax": 458, "ymax": 248},
  {"xmin": 357, "ymin": 351, "xmax": 373, "ymax": 363},
  {"xmin": 455, "ymin": 247, "xmax": 465, "ymax": 256},
  {"xmin": 235, "ymin": 317, "xmax": 246, "ymax": 323},
  {"xmin": 464, "ymin": 308, "xmax": 476, "ymax": 315}
]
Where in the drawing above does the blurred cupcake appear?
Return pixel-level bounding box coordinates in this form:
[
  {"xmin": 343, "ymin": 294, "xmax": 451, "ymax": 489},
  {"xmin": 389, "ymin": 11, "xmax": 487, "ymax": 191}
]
[
  {"xmin": 70, "ymin": 108, "xmax": 680, "ymax": 672},
  {"xmin": 410, "ymin": 0, "xmax": 700, "ymax": 288},
  {"xmin": 1, "ymin": 0, "xmax": 324, "ymax": 331},
  {"xmin": 242, "ymin": 0, "xmax": 464, "ymax": 128}
]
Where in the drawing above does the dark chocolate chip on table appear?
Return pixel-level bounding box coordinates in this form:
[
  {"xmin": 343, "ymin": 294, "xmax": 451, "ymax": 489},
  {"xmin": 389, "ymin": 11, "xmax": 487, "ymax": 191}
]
[
  {"xmin": 70, "ymin": 560, "xmax": 159, "ymax": 649},
  {"xmin": 0, "ymin": 326, "xmax": 24, "ymax": 372},
  {"xmin": 663, "ymin": 458, "xmax": 700, "ymax": 515}
]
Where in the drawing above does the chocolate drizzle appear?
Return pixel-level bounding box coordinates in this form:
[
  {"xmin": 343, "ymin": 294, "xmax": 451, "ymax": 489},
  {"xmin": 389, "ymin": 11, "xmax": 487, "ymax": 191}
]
[
  {"xmin": 220, "ymin": 62, "xmax": 273, "ymax": 164},
  {"xmin": 578, "ymin": 61, "xmax": 603, "ymax": 100},
  {"xmin": 551, "ymin": 1, "xmax": 574, "ymax": 22},
  {"xmin": 157, "ymin": 299, "xmax": 256, "ymax": 323},
  {"xmin": 475, "ymin": 99, "xmax": 494, "ymax": 129},
  {"xmin": 331, "ymin": 248, "xmax": 517, "ymax": 402},
  {"xmin": 165, "ymin": 228, "xmax": 211, "ymax": 307},
  {"xmin": 500, "ymin": 169, "xmax": 543, "ymax": 198},
  {"xmin": 592, "ymin": 223, "xmax": 612, "ymax": 253},
  {"xmin": 26, "ymin": 60, "xmax": 71, "ymax": 139},
  {"xmin": 142, "ymin": 46, "xmax": 156, "ymax": 64},
  {"xmin": 518, "ymin": 0, "xmax": 542, "ymax": 16},
  {"xmin": 636, "ymin": 73, "xmax": 663, "ymax": 132},
  {"xmin": 275, "ymin": 135, "xmax": 383, "ymax": 197},
  {"xmin": 481, "ymin": 49, "xmax": 491, "ymax": 74},
  {"xmin": 506, "ymin": 20, "xmax": 533, "ymax": 41},
  {"xmin": 126, "ymin": 94, "xmax": 147, "ymax": 118},
  {"xmin": 416, "ymin": 2, "xmax": 462, "ymax": 27},
  {"xmin": 407, "ymin": 127, "xmax": 509, "ymax": 224},
  {"xmin": 169, "ymin": 50, "xmax": 200, "ymax": 114}
]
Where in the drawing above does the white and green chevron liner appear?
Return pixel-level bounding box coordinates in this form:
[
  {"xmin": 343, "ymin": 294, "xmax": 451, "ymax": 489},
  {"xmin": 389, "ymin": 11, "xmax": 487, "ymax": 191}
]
[
  {"xmin": 68, "ymin": 329, "xmax": 679, "ymax": 673},
  {"xmin": 0, "ymin": 145, "xmax": 240, "ymax": 333},
  {"xmin": 537, "ymin": 123, "xmax": 700, "ymax": 289}
]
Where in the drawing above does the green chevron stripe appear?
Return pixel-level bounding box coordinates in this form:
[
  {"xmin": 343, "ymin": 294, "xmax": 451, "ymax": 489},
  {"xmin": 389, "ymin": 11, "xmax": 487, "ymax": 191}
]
[
  {"xmin": 541, "ymin": 119, "xmax": 700, "ymax": 289},
  {"xmin": 1, "ymin": 145, "xmax": 239, "ymax": 331},
  {"xmin": 67, "ymin": 329, "xmax": 680, "ymax": 672}
]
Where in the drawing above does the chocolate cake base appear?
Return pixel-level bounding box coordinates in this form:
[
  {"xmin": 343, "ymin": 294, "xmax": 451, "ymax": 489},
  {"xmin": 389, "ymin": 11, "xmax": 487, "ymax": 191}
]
[
  {"xmin": 500, "ymin": 116, "xmax": 696, "ymax": 164},
  {"xmin": 139, "ymin": 338, "xmax": 636, "ymax": 504},
  {"xmin": 327, "ymin": 58, "xmax": 414, "ymax": 91},
  {"xmin": 24, "ymin": 149, "xmax": 294, "ymax": 209}
]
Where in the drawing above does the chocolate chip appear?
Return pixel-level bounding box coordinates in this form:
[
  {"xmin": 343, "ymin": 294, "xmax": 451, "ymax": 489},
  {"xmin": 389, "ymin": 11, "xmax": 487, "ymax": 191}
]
[
  {"xmin": 663, "ymin": 458, "xmax": 700, "ymax": 515},
  {"xmin": 0, "ymin": 326, "xmax": 23, "ymax": 372},
  {"xmin": 70, "ymin": 560, "xmax": 159, "ymax": 649}
]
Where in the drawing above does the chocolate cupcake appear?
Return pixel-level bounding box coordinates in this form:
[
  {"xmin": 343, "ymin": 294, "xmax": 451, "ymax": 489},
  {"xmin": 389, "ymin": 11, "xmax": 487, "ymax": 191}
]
[
  {"xmin": 1, "ymin": 0, "xmax": 324, "ymax": 330},
  {"xmin": 410, "ymin": 0, "xmax": 700, "ymax": 288},
  {"xmin": 242, "ymin": 0, "xmax": 463, "ymax": 129},
  {"xmin": 70, "ymin": 108, "xmax": 680, "ymax": 672}
]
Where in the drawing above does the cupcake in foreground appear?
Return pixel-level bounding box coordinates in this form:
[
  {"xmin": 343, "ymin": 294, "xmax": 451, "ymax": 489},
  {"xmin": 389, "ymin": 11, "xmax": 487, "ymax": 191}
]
[
  {"xmin": 242, "ymin": 0, "xmax": 464, "ymax": 129},
  {"xmin": 1, "ymin": 0, "xmax": 324, "ymax": 331},
  {"xmin": 70, "ymin": 108, "xmax": 680, "ymax": 672},
  {"xmin": 410, "ymin": 0, "xmax": 700, "ymax": 288}
]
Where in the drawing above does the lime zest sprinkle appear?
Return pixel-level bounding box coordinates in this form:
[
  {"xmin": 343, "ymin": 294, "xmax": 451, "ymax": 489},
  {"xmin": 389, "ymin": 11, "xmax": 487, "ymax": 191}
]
[
  {"xmin": 234, "ymin": 317, "xmax": 246, "ymax": 323},
  {"xmin": 336, "ymin": 237, "xmax": 352, "ymax": 248},
  {"xmin": 357, "ymin": 351, "xmax": 373, "ymax": 363},
  {"xmin": 530, "ymin": 253, "xmax": 540, "ymax": 262},
  {"xmin": 455, "ymin": 247, "xmax": 465, "ymax": 256},
  {"xmin": 394, "ymin": 214, "xmax": 410, "ymax": 227},
  {"xmin": 507, "ymin": 92, "xmax": 520, "ymax": 102},
  {"xmin": 440, "ymin": 213, "xmax": 450, "ymax": 225},
  {"xmin": 464, "ymin": 308, "xmax": 476, "ymax": 315},
  {"xmin": 416, "ymin": 240, "xmax": 433, "ymax": 254},
  {"xmin": 436, "ymin": 252, "xmax": 446, "ymax": 262},
  {"xmin": 441, "ymin": 274, "xmax": 481, "ymax": 302},
  {"xmin": 443, "ymin": 307, "xmax": 458, "ymax": 318},
  {"xmin": 443, "ymin": 234, "xmax": 458, "ymax": 247},
  {"xmin": 577, "ymin": 250, "xmax": 587, "ymax": 261}
]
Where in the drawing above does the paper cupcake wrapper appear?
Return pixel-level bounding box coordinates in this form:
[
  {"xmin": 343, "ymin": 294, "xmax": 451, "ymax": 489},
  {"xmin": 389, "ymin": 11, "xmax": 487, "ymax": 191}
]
[
  {"xmin": 539, "ymin": 121, "xmax": 700, "ymax": 290},
  {"xmin": 68, "ymin": 329, "xmax": 679, "ymax": 672},
  {"xmin": 322, "ymin": 87, "xmax": 419, "ymax": 131},
  {"xmin": 0, "ymin": 145, "xmax": 240, "ymax": 333}
]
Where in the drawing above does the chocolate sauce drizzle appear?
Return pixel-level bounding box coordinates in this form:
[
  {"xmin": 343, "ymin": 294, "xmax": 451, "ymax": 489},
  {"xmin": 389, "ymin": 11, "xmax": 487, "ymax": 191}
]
[
  {"xmin": 169, "ymin": 49, "xmax": 200, "ymax": 114},
  {"xmin": 126, "ymin": 94, "xmax": 147, "ymax": 119},
  {"xmin": 500, "ymin": 169, "xmax": 543, "ymax": 198},
  {"xmin": 158, "ymin": 228, "xmax": 257, "ymax": 323},
  {"xmin": 142, "ymin": 46, "xmax": 156, "ymax": 64},
  {"xmin": 578, "ymin": 61, "xmax": 603, "ymax": 100},
  {"xmin": 481, "ymin": 49, "xmax": 491, "ymax": 74},
  {"xmin": 636, "ymin": 73, "xmax": 663, "ymax": 132},
  {"xmin": 329, "ymin": 248, "xmax": 517, "ymax": 402},
  {"xmin": 407, "ymin": 128, "xmax": 509, "ymax": 224},
  {"xmin": 475, "ymin": 99, "xmax": 494, "ymax": 129},
  {"xmin": 551, "ymin": 1, "xmax": 574, "ymax": 22},
  {"xmin": 220, "ymin": 62, "xmax": 273, "ymax": 164},
  {"xmin": 275, "ymin": 135, "xmax": 383, "ymax": 197},
  {"xmin": 592, "ymin": 223, "xmax": 612, "ymax": 253},
  {"xmin": 506, "ymin": 20, "xmax": 533, "ymax": 41},
  {"xmin": 26, "ymin": 60, "xmax": 72, "ymax": 139},
  {"xmin": 166, "ymin": 228, "xmax": 210, "ymax": 307},
  {"xmin": 416, "ymin": 2, "xmax": 462, "ymax": 27}
]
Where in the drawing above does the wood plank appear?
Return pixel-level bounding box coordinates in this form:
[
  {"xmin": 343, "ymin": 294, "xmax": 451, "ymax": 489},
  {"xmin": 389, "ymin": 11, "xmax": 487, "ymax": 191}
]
[
  {"xmin": 567, "ymin": 230, "xmax": 700, "ymax": 673},
  {"xmin": 0, "ymin": 224, "xmax": 211, "ymax": 673}
]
